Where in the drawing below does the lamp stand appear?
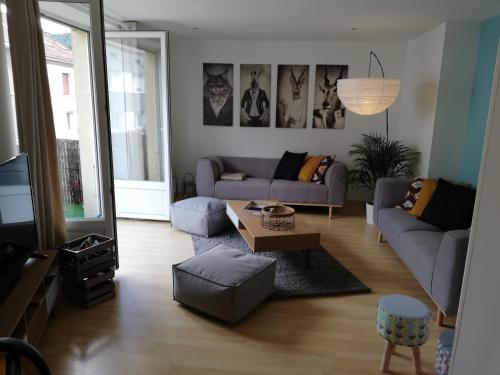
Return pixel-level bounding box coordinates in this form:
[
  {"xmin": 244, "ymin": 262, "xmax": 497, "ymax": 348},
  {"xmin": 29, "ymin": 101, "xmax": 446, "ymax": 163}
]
[{"xmin": 368, "ymin": 51, "xmax": 390, "ymax": 141}]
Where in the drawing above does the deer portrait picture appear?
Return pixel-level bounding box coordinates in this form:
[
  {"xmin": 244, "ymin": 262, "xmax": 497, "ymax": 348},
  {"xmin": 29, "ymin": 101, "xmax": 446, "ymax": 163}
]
[
  {"xmin": 240, "ymin": 64, "xmax": 271, "ymax": 127},
  {"xmin": 203, "ymin": 63, "xmax": 234, "ymax": 126},
  {"xmin": 276, "ymin": 65, "xmax": 309, "ymax": 128},
  {"xmin": 313, "ymin": 64, "xmax": 348, "ymax": 129}
]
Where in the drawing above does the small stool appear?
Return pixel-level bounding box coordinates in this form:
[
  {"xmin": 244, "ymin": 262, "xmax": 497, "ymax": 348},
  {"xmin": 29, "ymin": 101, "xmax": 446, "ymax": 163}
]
[
  {"xmin": 376, "ymin": 295, "xmax": 431, "ymax": 374},
  {"xmin": 435, "ymin": 329, "xmax": 454, "ymax": 375},
  {"xmin": 170, "ymin": 196, "xmax": 230, "ymax": 237},
  {"xmin": 173, "ymin": 244, "xmax": 276, "ymax": 324}
]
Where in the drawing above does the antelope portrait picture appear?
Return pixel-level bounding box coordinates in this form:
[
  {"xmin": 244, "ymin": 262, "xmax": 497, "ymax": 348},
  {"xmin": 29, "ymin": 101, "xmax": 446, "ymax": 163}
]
[
  {"xmin": 313, "ymin": 64, "xmax": 348, "ymax": 129},
  {"xmin": 240, "ymin": 64, "xmax": 271, "ymax": 127},
  {"xmin": 276, "ymin": 64, "xmax": 309, "ymax": 128}
]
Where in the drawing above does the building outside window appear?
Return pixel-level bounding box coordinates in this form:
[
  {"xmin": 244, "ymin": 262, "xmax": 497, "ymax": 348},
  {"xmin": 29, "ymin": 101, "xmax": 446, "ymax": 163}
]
[{"xmin": 62, "ymin": 72, "xmax": 70, "ymax": 95}]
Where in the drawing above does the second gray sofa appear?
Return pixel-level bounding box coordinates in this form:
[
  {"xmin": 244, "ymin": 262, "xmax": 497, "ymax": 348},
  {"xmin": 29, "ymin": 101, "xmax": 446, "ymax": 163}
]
[
  {"xmin": 374, "ymin": 177, "xmax": 469, "ymax": 322},
  {"xmin": 196, "ymin": 155, "xmax": 348, "ymax": 217}
]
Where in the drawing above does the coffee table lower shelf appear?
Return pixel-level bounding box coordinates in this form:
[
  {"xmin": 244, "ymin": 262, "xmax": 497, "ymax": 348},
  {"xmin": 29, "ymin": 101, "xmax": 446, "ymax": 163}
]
[{"xmin": 226, "ymin": 200, "xmax": 321, "ymax": 267}]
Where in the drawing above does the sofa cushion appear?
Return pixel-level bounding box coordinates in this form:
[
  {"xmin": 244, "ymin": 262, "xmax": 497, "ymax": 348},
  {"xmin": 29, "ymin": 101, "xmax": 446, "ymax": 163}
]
[
  {"xmin": 273, "ymin": 151, "xmax": 308, "ymax": 181},
  {"xmin": 298, "ymin": 155, "xmax": 324, "ymax": 182},
  {"xmin": 420, "ymin": 178, "xmax": 476, "ymax": 231},
  {"xmin": 397, "ymin": 231, "xmax": 444, "ymax": 292},
  {"xmin": 173, "ymin": 244, "xmax": 276, "ymax": 324},
  {"xmin": 215, "ymin": 178, "xmax": 271, "ymax": 200},
  {"xmin": 311, "ymin": 155, "xmax": 334, "ymax": 184},
  {"xmin": 409, "ymin": 179, "xmax": 437, "ymax": 217},
  {"xmin": 220, "ymin": 156, "xmax": 279, "ymax": 179},
  {"xmin": 397, "ymin": 177, "xmax": 424, "ymax": 211},
  {"xmin": 378, "ymin": 208, "xmax": 442, "ymax": 241},
  {"xmin": 270, "ymin": 179, "xmax": 328, "ymax": 203}
]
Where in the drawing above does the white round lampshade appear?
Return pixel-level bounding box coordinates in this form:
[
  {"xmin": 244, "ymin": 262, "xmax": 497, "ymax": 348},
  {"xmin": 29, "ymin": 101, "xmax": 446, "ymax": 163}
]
[{"xmin": 337, "ymin": 78, "xmax": 400, "ymax": 115}]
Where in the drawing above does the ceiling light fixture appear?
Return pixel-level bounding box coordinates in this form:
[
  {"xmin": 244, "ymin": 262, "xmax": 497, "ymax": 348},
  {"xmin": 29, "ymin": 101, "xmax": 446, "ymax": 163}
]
[{"xmin": 337, "ymin": 51, "xmax": 400, "ymax": 140}]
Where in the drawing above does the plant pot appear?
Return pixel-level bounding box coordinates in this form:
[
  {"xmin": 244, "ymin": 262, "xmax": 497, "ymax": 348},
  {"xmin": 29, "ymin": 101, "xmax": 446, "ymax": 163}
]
[{"xmin": 366, "ymin": 202, "xmax": 374, "ymax": 225}]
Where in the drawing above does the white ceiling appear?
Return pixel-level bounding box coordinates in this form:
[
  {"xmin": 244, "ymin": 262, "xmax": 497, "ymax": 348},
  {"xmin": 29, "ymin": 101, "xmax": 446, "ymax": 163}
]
[{"xmin": 103, "ymin": 0, "xmax": 500, "ymax": 41}]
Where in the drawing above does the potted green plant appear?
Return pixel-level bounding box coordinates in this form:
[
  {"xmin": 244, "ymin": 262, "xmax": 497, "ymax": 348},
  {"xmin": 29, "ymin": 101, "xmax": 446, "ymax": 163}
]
[{"xmin": 348, "ymin": 133, "xmax": 418, "ymax": 224}]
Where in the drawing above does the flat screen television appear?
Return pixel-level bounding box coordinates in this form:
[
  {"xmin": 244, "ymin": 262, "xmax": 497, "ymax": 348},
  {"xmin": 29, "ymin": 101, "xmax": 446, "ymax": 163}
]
[{"xmin": 0, "ymin": 153, "xmax": 38, "ymax": 302}]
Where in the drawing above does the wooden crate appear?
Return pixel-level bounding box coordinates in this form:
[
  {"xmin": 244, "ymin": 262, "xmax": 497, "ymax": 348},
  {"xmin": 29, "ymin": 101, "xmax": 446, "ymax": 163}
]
[
  {"xmin": 59, "ymin": 234, "xmax": 116, "ymax": 274},
  {"xmin": 59, "ymin": 234, "xmax": 116, "ymax": 309},
  {"xmin": 63, "ymin": 282, "xmax": 116, "ymax": 309}
]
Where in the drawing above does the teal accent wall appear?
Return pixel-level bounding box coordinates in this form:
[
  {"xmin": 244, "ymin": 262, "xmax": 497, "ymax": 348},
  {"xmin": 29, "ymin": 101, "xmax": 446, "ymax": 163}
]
[{"xmin": 460, "ymin": 15, "xmax": 500, "ymax": 186}]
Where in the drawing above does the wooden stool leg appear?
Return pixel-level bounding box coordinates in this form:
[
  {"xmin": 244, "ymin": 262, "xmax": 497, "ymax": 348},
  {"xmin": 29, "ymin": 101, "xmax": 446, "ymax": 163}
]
[
  {"xmin": 380, "ymin": 341, "xmax": 394, "ymax": 373},
  {"xmin": 436, "ymin": 308, "xmax": 445, "ymax": 326},
  {"xmin": 412, "ymin": 346, "xmax": 422, "ymax": 374}
]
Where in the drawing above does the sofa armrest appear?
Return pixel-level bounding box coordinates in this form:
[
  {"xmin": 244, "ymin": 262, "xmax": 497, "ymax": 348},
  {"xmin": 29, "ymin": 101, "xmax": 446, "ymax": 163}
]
[
  {"xmin": 373, "ymin": 177, "xmax": 410, "ymax": 227},
  {"xmin": 195, "ymin": 158, "xmax": 221, "ymax": 197},
  {"xmin": 432, "ymin": 229, "xmax": 470, "ymax": 315},
  {"xmin": 324, "ymin": 161, "xmax": 347, "ymax": 206}
]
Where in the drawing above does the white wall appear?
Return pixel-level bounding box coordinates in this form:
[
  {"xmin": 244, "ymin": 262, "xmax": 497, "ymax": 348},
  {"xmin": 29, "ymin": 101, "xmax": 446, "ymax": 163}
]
[
  {"xmin": 451, "ymin": 45, "xmax": 500, "ymax": 375},
  {"xmin": 397, "ymin": 23, "xmax": 446, "ymax": 177},
  {"xmin": 170, "ymin": 37, "xmax": 406, "ymax": 198},
  {"xmin": 428, "ymin": 22, "xmax": 480, "ymax": 181},
  {"xmin": 397, "ymin": 21, "xmax": 480, "ymax": 180}
]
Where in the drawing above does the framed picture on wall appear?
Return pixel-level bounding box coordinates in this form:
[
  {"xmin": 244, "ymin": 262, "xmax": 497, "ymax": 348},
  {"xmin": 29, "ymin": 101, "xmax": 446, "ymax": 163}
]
[
  {"xmin": 313, "ymin": 65, "xmax": 348, "ymax": 129},
  {"xmin": 276, "ymin": 64, "xmax": 309, "ymax": 128},
  {"xmin": 203, "ymin": 63, "xmax": 234, "ymax": 126},
  {"xmin": 240, "ymin": 64, "xmax": 271, "ymax": 127}
]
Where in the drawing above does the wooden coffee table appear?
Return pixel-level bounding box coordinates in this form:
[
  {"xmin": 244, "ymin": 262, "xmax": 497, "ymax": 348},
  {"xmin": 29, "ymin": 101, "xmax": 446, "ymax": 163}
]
[{"xmin": 226, "ymin": 200, "xmax": 321, "ymax": 266}]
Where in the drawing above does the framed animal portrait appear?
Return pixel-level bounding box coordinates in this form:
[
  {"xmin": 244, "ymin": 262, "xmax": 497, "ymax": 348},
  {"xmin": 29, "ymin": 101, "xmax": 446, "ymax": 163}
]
[
  {"xmin": 240, "ymin": 64, "xmax": 271, "ymax": 127},
  {"xmin": 203, "ymin": 63, "xmax": 234, "ymax": 126},
  {"xmin": 276, "ymin": 65, "xmax": 309, "ymax": 128},
  {"xmin": 313, "ymin": 65, "xmax": 348, "ymax": 129}
]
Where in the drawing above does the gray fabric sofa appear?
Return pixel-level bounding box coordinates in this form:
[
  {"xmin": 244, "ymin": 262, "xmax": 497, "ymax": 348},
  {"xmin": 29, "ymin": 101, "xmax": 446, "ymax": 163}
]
[
  {"xmin": 196, "ymin": 156, "xmax": 348, "ymax": 215},
  {"xmin": 374, "ymin": 177, "xmax": 469, "ymax": 319}
]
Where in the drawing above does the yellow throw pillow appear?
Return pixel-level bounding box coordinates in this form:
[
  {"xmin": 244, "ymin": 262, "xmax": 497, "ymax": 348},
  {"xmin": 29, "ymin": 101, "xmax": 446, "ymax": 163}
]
[
  {"xmin": 298, "ymin": 155, "xmax": 324, "ymax": 182},
  {"xmin": 409, "ymin": 179, "xmax": 437, "ymax": 217}
]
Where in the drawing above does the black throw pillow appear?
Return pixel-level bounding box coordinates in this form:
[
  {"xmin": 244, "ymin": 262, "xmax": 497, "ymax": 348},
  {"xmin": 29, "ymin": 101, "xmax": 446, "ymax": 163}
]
[
  {"xmin": 273, "ymin": 151, "xmax": 308, "ymax": 181},
  {"xmin": 419, "ymin": 178, "xmax": 476, "ymax": 231}
]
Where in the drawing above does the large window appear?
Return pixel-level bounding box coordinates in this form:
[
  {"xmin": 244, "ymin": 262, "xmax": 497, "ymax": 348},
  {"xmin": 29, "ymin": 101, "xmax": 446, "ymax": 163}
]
[
  {"xmin": 106, "ymin": 38, "xmax": 163, "ymax": 183},
  {"xmin": 41, "ymin": 17, "xmax": 101, "ymax": 219},
  {"xmin": 1, "ymin": 4, "xmax": 102, "ymax": 220}
]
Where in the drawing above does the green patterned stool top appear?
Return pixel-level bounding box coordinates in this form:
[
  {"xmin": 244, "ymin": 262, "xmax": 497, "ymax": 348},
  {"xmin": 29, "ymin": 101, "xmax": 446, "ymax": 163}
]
[{"xmin": 376, "ymin": 295, "xmax": 431, "ymax": 347}]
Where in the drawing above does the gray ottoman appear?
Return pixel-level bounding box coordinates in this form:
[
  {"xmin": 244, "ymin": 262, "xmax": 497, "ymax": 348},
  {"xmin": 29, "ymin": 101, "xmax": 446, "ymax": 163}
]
[
  {"xmin": 170, "ymin": 196, "xmax": 229, "ymax": 237},
  {"xmin": 173, "ymin": 244, "xmax": 276, "ymax": 324}
]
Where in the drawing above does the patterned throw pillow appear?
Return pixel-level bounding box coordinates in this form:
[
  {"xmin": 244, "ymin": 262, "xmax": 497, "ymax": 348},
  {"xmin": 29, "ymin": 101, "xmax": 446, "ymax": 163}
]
[
  {"xmin": 397, "ymin": 177, "xmax": 424, "ymax": 211},
  {"xmin": 311, "ymin": 155, "xmax": 335, "ymax": 184}
]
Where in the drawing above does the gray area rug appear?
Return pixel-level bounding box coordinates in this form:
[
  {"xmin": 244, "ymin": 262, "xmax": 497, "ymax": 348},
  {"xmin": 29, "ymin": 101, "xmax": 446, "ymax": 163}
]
[{"xmin": 191, "ymin": 229, "xmax": 371, "ymax": 300}]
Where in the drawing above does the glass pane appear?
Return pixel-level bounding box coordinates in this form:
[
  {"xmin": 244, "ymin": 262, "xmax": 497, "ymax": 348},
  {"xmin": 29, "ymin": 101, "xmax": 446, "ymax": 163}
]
[
  {"xmin": 106, "ymin": 37, "xmax": 164, "ymax": 182},
  {"xmin": 1, "ymin": 4, "xmax": 19, "ymax": 154},
  {"xmin": 40, "ymin": 15, "xmax": 101, "ymax": 219}
]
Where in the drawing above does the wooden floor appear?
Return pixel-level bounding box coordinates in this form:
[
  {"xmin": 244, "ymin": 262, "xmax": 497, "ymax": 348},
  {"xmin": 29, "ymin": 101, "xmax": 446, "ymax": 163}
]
[{"xmin": 37, "ymin": 203, "xmax": 449, "ymax": 374}]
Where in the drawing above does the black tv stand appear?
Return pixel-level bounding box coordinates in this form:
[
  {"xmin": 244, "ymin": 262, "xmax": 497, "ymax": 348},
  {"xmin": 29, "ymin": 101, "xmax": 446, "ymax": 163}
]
[{"xmin": 30, "ymin": 253, "xmax": 49, "ymax": 259}]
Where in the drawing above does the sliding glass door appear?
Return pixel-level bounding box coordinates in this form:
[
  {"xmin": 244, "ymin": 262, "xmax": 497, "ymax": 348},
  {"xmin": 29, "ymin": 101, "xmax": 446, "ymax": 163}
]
[{"xmin": 106, "ymin": 31, "xmax": 171, "ymax": 220}]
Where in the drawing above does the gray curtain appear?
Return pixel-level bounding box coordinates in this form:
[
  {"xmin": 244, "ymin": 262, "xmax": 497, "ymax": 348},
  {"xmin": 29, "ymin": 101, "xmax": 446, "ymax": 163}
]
[{"xmin": 6, "ymin": 0, "xmax": 66, "ymax": 248}]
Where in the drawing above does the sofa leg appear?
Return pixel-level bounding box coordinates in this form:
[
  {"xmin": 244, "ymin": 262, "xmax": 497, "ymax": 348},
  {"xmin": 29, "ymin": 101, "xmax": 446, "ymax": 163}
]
[
  {"xmin": 436, "ymin": 308, "xmax": 445, "ymax": 326},
  {"xmin": 328, "ymin": 206, "xmax": 334, "ymax": 220},
  {"xmin": 378, "ymin": 231, "xmax": 383, "ymax": 243}
]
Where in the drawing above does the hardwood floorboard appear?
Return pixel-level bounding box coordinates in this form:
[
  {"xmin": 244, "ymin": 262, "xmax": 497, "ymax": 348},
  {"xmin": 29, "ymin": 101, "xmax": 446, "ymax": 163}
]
[{"xmin": 36, "ymin": 203, "xmax": 447, "ymax": 374}]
